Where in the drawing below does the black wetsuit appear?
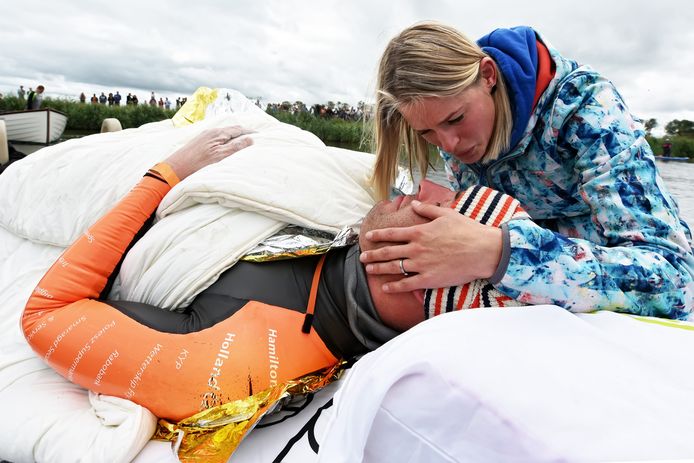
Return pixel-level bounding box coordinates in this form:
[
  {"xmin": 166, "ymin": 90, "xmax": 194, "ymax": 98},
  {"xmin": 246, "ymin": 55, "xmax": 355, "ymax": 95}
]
[{"xmin": 111, "ymin": 244, "xmax": 398, "ymax": 361}]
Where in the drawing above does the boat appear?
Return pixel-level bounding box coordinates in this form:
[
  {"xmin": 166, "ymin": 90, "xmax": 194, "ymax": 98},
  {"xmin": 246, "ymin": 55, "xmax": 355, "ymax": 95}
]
[
  {"xmin": 0, "ymin": 108, "xmax": 68, "ymax": 144},
  {"xmin": 654, "ymin": 155, "xmax": 690, "ymax": 162}
]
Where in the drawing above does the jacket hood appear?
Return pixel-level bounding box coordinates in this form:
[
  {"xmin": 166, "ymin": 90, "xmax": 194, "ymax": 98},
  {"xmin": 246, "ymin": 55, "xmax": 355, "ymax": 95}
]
[{"xmin": 477, "ymin": 26, "xmax": 539, "ymax": 151}]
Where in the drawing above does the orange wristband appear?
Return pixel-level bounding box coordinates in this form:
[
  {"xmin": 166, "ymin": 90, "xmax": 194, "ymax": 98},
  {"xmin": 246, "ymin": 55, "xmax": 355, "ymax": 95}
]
[{"xmin": 150, "ymin": 162, "xmax": 181, "ymax": 187}]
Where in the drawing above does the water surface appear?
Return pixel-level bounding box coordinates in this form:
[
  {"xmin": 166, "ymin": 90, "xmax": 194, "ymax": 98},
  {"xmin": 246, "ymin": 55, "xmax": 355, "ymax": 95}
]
[{"xmin": 656, "ymin": 160, "xmax": 694, "ymax": 228}]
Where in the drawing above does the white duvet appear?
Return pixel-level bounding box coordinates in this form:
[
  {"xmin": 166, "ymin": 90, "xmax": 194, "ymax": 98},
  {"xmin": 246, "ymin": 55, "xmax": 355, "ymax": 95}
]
[
  {"xmin": 318, "ymin": 307, "xmax": 694, "ymax": 462},
  {"xmin": 0, "ymin": 91, "xmax": 376, "ymax": 462}
]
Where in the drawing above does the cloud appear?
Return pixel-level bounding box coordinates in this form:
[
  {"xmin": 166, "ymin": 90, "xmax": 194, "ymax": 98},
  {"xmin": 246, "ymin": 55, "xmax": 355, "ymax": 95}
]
[{"xmin": 0, "ymin": 0, "xmax": 691, "ymax": 129}]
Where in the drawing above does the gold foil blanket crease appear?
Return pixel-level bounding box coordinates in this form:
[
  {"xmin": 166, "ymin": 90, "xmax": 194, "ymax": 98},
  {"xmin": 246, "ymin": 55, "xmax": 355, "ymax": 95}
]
[{"xmin": 154, "ymin": 362, "xmax": 344, "ymax": 462}]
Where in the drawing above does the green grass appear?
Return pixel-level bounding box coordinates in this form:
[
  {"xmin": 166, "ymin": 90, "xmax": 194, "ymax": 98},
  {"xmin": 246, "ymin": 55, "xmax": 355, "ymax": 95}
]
[{"xmin": 269, "ymin": 110, "xmax": 370, "ymax": 151}]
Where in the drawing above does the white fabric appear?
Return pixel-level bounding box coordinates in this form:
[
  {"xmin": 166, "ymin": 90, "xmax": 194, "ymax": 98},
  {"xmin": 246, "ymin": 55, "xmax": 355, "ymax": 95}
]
[
  {"xmin": 0, "ymin": 226, "xmax": 158, "ymax": 463},
  {"xmin": 0, "ymin": 119, "xmax": 176, "ymax": 247},
  {"xmin": 112, "ymin": 126, "xmax": 375, "ymax": 309},
  {"xmin": 0, "ymin": 89, "xmax": 376, "ymax": 462},
  {"xmin": 317, "ymin": 306, "xmax": 694, "ymax": 462}
]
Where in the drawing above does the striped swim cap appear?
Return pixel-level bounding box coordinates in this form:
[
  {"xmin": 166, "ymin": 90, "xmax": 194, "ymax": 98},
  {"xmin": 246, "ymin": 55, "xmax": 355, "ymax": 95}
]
[{"xmin": 423, "ymin": 185, "xmax": 530, "ymax": 319}]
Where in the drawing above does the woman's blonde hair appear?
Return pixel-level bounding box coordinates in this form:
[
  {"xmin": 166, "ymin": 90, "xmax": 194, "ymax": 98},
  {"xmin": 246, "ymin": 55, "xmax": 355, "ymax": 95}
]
[{"xmin": 371, "ymin": 21, "xmax": 513, "ymax": 200}]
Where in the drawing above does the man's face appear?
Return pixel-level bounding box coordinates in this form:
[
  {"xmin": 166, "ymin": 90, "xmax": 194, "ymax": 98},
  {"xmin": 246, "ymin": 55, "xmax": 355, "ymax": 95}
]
[
  {"xmin": 359, "ymin": 180, "xmax": 460, "ymax": 332},
  {"xmin": 360, "ymin": 179, "xmax": 458, "ymax": 247}
]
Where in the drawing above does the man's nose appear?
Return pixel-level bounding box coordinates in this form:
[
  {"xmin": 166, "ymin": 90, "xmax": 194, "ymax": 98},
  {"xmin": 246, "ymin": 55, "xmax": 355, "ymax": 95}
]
[{"xmin": 417, "ymin": 179, "xmax": 454, "ymax": 204}]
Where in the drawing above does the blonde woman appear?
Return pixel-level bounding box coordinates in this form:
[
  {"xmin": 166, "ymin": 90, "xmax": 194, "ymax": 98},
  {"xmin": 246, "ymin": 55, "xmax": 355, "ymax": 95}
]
[{"xmin": 360, "ymin": 22, "xmax": 693, "ymax": 318}]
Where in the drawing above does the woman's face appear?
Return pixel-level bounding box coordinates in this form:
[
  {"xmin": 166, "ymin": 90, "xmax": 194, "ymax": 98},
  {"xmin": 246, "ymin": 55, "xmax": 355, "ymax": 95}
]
[{"xmin": 398, "ymin": 59, "xmax": 497, "ymax": 165}]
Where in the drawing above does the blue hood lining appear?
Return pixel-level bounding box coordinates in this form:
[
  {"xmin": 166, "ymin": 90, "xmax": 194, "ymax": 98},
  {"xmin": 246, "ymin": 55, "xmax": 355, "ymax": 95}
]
[{"xmin": 477, "ymin": 26, "xmax": 539, "ymax": 151}]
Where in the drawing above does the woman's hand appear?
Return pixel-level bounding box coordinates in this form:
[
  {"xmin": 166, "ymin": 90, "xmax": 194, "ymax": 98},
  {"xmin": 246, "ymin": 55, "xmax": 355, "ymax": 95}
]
[
  {"xmin": 164, "ymin": 126, "xmax": 254, "ymax": 181},
  {"xmin": 360, "ymin": 200, "xmax": 503, "ymax": 292}
]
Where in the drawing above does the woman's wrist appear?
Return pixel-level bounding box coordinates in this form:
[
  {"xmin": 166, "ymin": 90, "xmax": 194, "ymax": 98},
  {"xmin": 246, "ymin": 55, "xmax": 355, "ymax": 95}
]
[{"xmin": 478, "ymin": 225, "xmax": 503, "ymax": 280}]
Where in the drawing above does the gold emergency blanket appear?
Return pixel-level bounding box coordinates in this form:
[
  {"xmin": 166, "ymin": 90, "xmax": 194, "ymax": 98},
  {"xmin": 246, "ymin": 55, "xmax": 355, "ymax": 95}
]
[
  {"xmin": 242, "ymin": 226, "xmax": 358, "ymax": 262},
  {"xmin": 154, "ymin": 362, "xmax": 345, "ymax": 462}
]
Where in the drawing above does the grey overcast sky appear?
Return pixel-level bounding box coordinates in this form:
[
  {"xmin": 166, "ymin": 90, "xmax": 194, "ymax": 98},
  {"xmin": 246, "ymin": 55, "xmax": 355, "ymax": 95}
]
[{"xmin": 1, "ymin": 0, "xmax": 691, "ymax": 135}]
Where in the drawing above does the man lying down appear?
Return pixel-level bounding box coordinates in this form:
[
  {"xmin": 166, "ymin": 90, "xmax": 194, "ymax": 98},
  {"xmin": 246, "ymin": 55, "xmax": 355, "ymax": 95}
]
[{"xmin": 21, "ymin": 126, "xmax": 528, "ymax": 421}]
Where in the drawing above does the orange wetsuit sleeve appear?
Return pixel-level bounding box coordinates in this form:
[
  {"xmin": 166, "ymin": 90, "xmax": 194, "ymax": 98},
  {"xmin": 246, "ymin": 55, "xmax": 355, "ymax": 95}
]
[{"xmin": 22, "ymin": 163, "xmax": 177, "ymax": 324}]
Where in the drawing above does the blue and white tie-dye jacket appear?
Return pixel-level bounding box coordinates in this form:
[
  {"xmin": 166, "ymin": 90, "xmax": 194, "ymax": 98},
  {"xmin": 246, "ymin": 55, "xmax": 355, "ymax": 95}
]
[{"xmin": 441, "ymin": 27, "xmax": 694, "ymax": 318}]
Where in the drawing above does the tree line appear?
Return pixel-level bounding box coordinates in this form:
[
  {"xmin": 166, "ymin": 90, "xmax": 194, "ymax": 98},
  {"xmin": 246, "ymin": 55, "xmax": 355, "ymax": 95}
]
[{"xmin": 643, "ymin": 118, "xmax": 694, "ymax": 159}]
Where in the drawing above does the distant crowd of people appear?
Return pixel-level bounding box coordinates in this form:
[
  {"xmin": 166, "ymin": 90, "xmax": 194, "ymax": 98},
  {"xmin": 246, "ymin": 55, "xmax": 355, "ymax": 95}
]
[
  {"xmin": 7, "ymin": 84, "xmax": 368, "ymax": 121},
  {"xmin": 265, "ymin": 100, "xmax": 368, "ymax": 121},
  {"xmin": 79, "ymin": 91, "xmax": 187, "ymax": 110},
  {"xmin": 9, "ymin": 85, "xmax": 188, "ymax": 111}
]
